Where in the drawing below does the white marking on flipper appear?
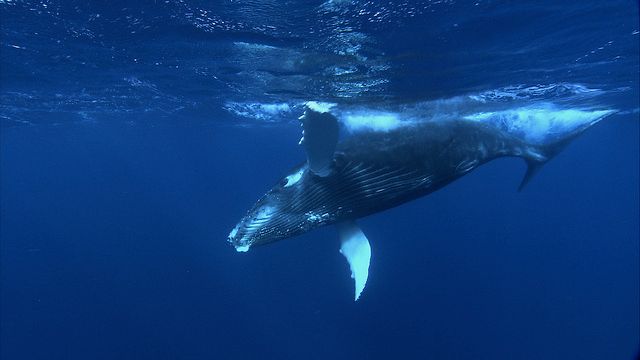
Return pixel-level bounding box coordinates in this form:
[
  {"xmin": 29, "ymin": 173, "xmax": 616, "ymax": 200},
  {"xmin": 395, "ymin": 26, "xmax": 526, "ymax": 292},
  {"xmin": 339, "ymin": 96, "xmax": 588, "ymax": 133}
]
[{"xmin": 337, "ymin": 220, "xmax": 371, "ymax": 301}]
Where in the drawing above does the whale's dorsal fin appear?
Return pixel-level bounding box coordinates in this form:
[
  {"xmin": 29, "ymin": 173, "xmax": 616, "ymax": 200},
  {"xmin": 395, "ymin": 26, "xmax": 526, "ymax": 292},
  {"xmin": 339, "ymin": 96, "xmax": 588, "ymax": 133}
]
[
  {"xmin": 337, "ymin": 220, "xmax": 371, "ymax": 301},
  {"xmin": 299, "ymin": 103, "xmax": 339, "ymax": 177},
  {"xmin": 518, "ymin": 158, "xmax": 545, "ymax": 191}
]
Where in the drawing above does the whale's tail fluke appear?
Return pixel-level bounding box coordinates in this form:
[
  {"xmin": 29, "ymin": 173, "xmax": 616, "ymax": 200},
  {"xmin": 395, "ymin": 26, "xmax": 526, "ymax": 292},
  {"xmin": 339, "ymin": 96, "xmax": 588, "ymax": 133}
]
[{"xmin": 465, "ymin": 106, "xmax": 615, "ymax": 190}]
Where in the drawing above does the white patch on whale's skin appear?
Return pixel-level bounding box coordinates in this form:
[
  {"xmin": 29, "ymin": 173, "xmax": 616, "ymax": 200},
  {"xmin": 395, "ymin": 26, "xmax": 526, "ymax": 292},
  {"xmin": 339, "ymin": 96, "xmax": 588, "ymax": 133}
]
[
  {"xmin": 342, "ymin": 111, "xmax": 411, "ymax": 132},
  {"xmin": 235, "ymin": 244, "xmax": 251, "ymax": 253},
  {"xmin": 305, "ymin": 101, "xmax": 336, "ymax": 113},
  {"xmin": 249, "ymin": 205, "xmax": 276, "ymax": 229},
  {"xmin": 229, "ymin": 223, "xmax": 249, "ymax": 252},
  {"xmin": 228, "ymin": 224, "xmax": 240, "ymax": 239},
  {"xmin": 478, "ymin": 143, "xmax": 488, "ymax": 157},
  {"xmin": 305, "ymin": 211, "xmax": 330, "ymax": 223},
  {"xmin": 284, "ymin": 167, "xmax": 306, "ymax": 187},
  {"xmin": 464, "ymin": 106, "xmax": 615, "ymax": 144},
  {"xmin": 230, "ymin": 205, "xmax": 277, "ymax": 252}
]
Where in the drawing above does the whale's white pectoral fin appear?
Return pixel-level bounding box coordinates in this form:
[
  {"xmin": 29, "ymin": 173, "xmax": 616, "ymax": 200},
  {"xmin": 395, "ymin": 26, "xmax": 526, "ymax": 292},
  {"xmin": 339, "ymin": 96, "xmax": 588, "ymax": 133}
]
[
  {"xmin": 337, "ymin": 220, "xmax": 371, "ymax": 301},
  {"xmin": 299, "ymin": 103, "xmax": 339, "ymax": 177}
]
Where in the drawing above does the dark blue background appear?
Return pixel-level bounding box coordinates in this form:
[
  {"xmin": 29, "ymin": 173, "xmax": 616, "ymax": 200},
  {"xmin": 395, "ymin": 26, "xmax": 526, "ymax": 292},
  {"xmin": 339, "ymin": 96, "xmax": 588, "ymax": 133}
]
[
  {"xmin": 2, "ymin": 118, "xmax": 638, "ymax": 359},
  {"xmin": 1, "ymin": 0, "xmax": 639, "ymax": 359}
]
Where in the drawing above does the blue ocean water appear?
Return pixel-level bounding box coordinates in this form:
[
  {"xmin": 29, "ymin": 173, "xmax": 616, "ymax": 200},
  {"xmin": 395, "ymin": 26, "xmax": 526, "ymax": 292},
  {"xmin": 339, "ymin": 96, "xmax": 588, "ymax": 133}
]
[{"xmin": 1, "ymin": 1, "xmax": 639, "ymax": 359}]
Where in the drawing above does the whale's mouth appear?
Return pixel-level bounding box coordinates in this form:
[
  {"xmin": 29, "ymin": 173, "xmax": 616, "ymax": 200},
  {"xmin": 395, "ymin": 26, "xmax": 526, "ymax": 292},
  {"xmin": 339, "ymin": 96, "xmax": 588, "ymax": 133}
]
[
  {"xmin": 227, "ymin": 223, "xmax": 256, "ymax": 253},
  {"xmin": 227, "ymin": 223, "xmax": 250, "ymax": 252},
  {"xmin": 233, "ymin": 242, "xmax": 251, "ymax": 252},
  {"xmin": 228, "ymin": 204, "xmax": 278, "ymax": 252}
]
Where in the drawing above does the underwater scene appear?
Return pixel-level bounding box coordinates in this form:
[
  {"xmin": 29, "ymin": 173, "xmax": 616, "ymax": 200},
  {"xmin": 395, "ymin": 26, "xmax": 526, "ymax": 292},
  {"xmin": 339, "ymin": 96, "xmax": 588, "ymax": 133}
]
[{"xmin": 1, "ymin": 1, "xmax": 639, "ymax": 359}]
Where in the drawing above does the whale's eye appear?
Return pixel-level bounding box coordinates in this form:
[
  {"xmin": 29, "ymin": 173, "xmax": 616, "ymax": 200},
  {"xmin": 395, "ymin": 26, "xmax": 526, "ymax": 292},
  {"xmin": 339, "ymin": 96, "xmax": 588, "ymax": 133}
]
[{"xmin": 280, "ymin": 178, "xmax": 289, "ymax": 187}]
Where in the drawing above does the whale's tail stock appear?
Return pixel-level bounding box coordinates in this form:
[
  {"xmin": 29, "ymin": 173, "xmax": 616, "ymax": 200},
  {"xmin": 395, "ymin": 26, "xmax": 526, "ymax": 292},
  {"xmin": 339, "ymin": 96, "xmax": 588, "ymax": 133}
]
[{"xmin": 464, "ymin": 106, "xmax": 616, "ymax": 190}]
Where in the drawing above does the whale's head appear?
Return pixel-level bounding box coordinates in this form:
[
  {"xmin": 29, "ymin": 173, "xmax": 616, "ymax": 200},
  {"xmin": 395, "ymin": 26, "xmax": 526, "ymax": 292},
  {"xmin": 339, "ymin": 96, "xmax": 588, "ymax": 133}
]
[
  {"xmin": 228, "ymin": 164, "xmax": 313, "ymax": 252},
  {"xmin": 228, "ymin": 104, "xmax": 345, "ymax": 252}
]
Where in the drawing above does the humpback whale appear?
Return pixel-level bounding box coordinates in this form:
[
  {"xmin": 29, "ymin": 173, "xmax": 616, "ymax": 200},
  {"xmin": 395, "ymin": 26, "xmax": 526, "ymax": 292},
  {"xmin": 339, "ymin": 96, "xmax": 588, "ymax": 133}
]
[{"xmin": 228, "ymin": 102, "xmax": 613, "ymax": 300}]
